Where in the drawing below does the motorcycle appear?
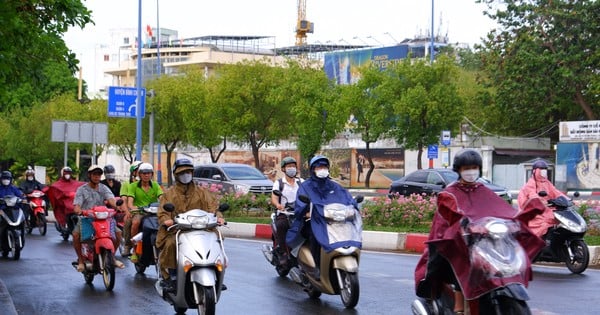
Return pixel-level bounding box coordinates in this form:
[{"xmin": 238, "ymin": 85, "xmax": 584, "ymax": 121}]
[
  {"xmin": 287, "ymin": 194, "xmax": 364, "ymax": 309},
  {"xmin": 0, "ymin": 195, "xmax": 26, "ymax": 260},
  {"xmin": 155, "ymin": 203, "xmax": 229, "ymax": 315},
  {"xmin": 261, "ymin": 190, "xmax": 297, "ymax": 277},
  {"xmin": 533, "ymin": 191, "xmax": 589, "ymax": 274},
  {"xmin": 47, "ymin": 179, "xmax": 85, "ymax": 241},
  {"xmin": 71, "ymin": 205, "xmax": 118, "ymax": 291},
  {"xmin": 411, "ymin": 194, "xmax": 545, "ymax": 315},
  {"xmin": 25, "ymin": 188, "xmax": 49, "ymax": 236},
  {"xmin": 130, "ymin": 202, "xmax": 160, "ymax": 274}
]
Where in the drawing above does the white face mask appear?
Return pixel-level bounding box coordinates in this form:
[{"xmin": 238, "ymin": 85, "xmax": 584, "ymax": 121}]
[
  {"xmin": 460, "ymin": 169, "xmax": 479, "ymax": 183},
  {"xmin": 315, "ymin": 169, "xmax": 329, "ymax": 179},
  {"xmin": 178, "ymin": 173, "xmax": 193, "ymax": 184},
  {"xmin": 64, "ymin": 174, "xmax": 71, "ymax": 180},
  {"xmin": 539, "ymin": 169, "xmax": 548, "ymax": 178},
  {"xmin": 1, "ymin": 179, "xmax": 10, "ymax": 186},
  {"xmin": 27, "ymin": 176, "xmax": 34, "ymax": 181},
  {"xmin": 285, "ymin": 167, "xmax": 297, "ymax": 178}
]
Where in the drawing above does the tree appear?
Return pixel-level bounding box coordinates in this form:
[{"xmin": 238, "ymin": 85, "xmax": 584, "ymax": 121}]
[
  {"xmin": 386, "ymin": 56, "xmax": 464, "ymax": 169},
  {"xmin": 0, "ymin": 0, "xmax": 93, "ymax": 109},
  {"xmin": 337, "ymin": 64, "xmax": 395, "ymax": 188},
  {"xmin": 477, "ymin": 0, "xmax": 600, "ymax": 137}
]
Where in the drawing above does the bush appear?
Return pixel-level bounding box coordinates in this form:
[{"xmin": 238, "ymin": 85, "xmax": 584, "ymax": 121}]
[
  {"xmin": 576, "ymin": 199, "xmax": 600, "ymax": 236},
  {"xmin": 198, "ymin": 182, "xmax": 273, "ymax": 218},
  {"xmin": 361, "ymin": 193, "xmax": 436, "ymax": 229}
]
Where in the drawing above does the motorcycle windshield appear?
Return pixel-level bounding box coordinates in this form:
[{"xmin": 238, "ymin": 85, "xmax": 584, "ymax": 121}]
[{"xmin": 312, "ymin": 203, "xmax": 362, "ymax": 252}]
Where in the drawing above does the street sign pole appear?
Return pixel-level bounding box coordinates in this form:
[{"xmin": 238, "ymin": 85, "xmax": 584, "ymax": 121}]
[{"xmin": 136, "ymin": 0, "xmax": 143, "ymax": 161}]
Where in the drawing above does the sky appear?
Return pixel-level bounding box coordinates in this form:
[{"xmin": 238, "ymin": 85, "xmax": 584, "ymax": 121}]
[{"xmin": 63, "ymin": 0, "xmax": 499, "ymax": 92}]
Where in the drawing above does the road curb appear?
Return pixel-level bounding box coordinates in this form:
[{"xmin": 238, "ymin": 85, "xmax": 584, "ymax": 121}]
[{"xmin": 0, "ymin": 278, "xmax": 17, "ymax": 315}]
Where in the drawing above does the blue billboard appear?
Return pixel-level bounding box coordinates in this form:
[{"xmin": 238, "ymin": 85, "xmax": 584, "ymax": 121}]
[{"xmin": 556, "ymin": 142, "xmax": 600, "ymax": 190}]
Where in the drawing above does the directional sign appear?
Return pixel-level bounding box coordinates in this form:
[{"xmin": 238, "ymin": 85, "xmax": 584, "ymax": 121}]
[
  {"xmin": 427, "ymin": 145, "xmax": 438, "ymax": 159},
  {"xmin": 108, "ymin": 86, "xmax": 146, "ymax": 118},
  {"xmin": 441, "ymin": 130, "xmax": 451, "ymax": 146}
]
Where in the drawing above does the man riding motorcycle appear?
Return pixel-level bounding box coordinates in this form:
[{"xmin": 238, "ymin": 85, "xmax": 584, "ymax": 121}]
[
  {"xmin": 0, "ymin": 171, "xmax": 26, "ymax": 253},
  {"xmin": 19, "ymin": 166, "xmax": 47, "ymax": 218}
]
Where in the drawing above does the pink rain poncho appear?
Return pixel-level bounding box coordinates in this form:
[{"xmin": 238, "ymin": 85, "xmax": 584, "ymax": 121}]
[{"xmin": 517, "ymin": 168, "xmax": 566, "ymax": 237}]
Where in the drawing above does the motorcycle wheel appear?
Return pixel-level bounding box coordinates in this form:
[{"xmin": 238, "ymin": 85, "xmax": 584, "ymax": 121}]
[
  {"xmin": 84, "ymin": 273, "xmax": 94, "ymax": 284},
  {"xmin": 338, "ymin": 270, "xmax": 359, "ymax": 308},
  {"xmin": 37, "ymin": 213, "xmax": 47, "ymax": 236},
  {"xmin": 197, "ymin": 285, "xmax": 216, "ymax": 315},
  {"xmin": 566, "ymin": 239, "xmax": 589, "ymax": 274},
  {"xmin": 480, "ymin": 296, "xmax": 531, "ymax": 315},
  {"xmin": 8, "ymin": 230, "xmax": 21, "ymax": 261},
  {"xmin": 101, "ymin": 249, "xmax": 116, "ymax": 291},
  {"xmin": 306, "ymin": 285, "xmax": 322, "ymax": 299},
  {"xmin": 276, "ymin": 264, "xmax": 290, "ymax": 277}
]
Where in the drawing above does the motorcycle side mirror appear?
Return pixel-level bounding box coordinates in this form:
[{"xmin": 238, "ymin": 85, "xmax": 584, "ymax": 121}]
[
  {"xmin": 355, "ymin": 195, "xmax": 364, "ymax": 203},
  {"xmin": 218, "ymin": 203, "xmax": 229, "ymax": 212},
  {"xmin": 538, "ymin": 191, "xmax": 548, "ymax": 197},
  {"xmin": 163, "ymin": 203, "xmax": 175, "ymax": 212},
  {"xmin": 298, "ymin": 194, "xmax": 310, "ymax": 204},
  {"xmin": 272, "ymin": 190, "xmax": 282, "ymax": 197},
  {"xmin": 116, "ymin": 199, "xmax": 124, "ymax": 206},
  {"xmin": 573, "ymin": 191, "xmax": 580, "ymax": 198}
]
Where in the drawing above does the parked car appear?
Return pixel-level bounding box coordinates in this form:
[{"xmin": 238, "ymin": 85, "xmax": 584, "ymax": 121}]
[
  {"xmin": 388, "ymin": 168, "xmax": 512, "ymax": 204},
  {"xmin": 193, "ymin": 163, "xmax": 273, "ymax": 195}
]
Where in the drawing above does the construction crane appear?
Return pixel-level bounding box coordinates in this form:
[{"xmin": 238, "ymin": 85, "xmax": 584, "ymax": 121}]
[{"xmin": 295, "ymin": 0, "xmax": 314, "ymax": 46}]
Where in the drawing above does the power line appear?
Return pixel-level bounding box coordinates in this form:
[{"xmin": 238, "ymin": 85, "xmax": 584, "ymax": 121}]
[{"xmin": 462, "ymin": 116, "xmax": 558, "ymax": 140}]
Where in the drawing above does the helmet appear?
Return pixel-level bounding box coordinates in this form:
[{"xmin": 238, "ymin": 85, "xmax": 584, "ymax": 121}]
[
  {"xmin": 88, "ymin": 165, "xmax": 103, "ymax": 174},
  {"xmin": 452, "ymin": 149, "xmax": 482, "ymax": 174},
  {"xmin": 129, "ymin": 161, "xmax": 142, "ymax": 173},
  {"xmin": 173, "ymin": 158, "xmax": 194, "ymax": 175},
  {"xmin": 61, "ymin": 166, "xmax": 73, "ymax": 177},
  {"xmin": 532, "ymin": 160, "xmax": 548, "ymax": 170},
  {"xmin": 104, "ymin": 164, "xmax": 116, "ymax": 179},
  {"xmin": 138, "ymin": 162, "xmax": 154, "ymax": 174},
  {"xmin": 281, "ymin": 157, "xmax": 297, "ymax": 168},
  {"xmin": 309, "ymin": 155, "xmax": 330, "ymax": 169},
  {"xmin": 1, "ymin": 171, "xmax": 12, "ymax": 180},
  {"xmin": 25, "ymin": 166, "xmax": 35, "ymax": 176}
]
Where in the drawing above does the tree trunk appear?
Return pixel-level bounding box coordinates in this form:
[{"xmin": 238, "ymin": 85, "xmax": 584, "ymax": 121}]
[
  {"xmin": 575, "ymin": 89, "xmax": 596, "ymax": 120},
  {"xmin": 364, "ymin": 141, "xmax": 374, "ymax": 188},
  {"xmin": 417, "ymin": 144, "xmax": 423, "ymax": 170},
  {"xmin": 164, "ymin": 140, "xmax": 178, "ymax": 186}
]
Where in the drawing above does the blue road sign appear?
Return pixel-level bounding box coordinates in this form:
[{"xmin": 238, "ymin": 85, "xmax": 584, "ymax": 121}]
[
  {"xmin": 427, "ymin": 145, "xmax": 438, "ymax": 159},
  {"xmin": 108, "ymin": 86, "xmax": 146, "ymax": 118}
]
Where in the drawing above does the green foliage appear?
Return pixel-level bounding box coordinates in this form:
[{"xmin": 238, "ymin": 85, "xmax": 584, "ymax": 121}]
[
  {"xmin": 577, "ymin": 199, "xmax": 600, "ymax": 236},
  {"xmin": 361, "ymin": 194, "xmax": 436, "ymax": 229},
  {"xmin": 218, "ymin": 192, "xmax": 273, "ymax": 218}
]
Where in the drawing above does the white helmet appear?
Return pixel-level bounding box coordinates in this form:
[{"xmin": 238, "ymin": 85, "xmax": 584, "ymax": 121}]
[{"xmin": 138, "ymin": 162, "xmax": 154, "ymax": 174}]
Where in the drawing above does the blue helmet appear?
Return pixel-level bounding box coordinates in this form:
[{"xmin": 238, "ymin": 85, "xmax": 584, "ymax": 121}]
[{"xmin": 309, "ymin": 155, "xmax": 330, "ymax": 169}]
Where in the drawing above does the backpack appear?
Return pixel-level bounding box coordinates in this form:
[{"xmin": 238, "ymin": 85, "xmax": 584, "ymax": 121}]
[{"xmin": 277, "ymin": 178, "xmax": 301, "ymax": 204}]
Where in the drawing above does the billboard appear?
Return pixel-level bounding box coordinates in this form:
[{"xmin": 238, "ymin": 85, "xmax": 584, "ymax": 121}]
[{"xmin": 556, "ymin": 142, "xmax": 600, "ymax": 190}]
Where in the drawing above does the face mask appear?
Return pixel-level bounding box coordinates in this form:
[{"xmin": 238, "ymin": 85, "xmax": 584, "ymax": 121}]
[
  {"xmin": 315, "ymin": 169, "xmax": 329, "ymax": 179},
  {"xmin": 27, "ymin": 176, "xmax": 34, "ymax": 181},
  {"xmin": 64, "ymin": 174, "xmax": 71, "ymax": 180},
  {"xmin": 285, "ymin": 167, "xmax": 297, "ymax": 178},
  {"xmin": 178, "ymin": 173, "xmax": 193, "ymax": 184},
  {"xmin": 460, "ymin": 169, "xmax": 479, "ymax": 183},
  {"xmin": 539, "ymin": 169, "xmax": 548, "ymax": 178},
  {"xmin": 1, "ymin": 179, "xmax": 10, "ymax": 186}
]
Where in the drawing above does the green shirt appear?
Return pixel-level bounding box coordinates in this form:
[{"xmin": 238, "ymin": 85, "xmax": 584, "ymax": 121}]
[
  {"xmin": 120, "ymin": 182, "xmax": 130, "ymax": 198},
  {"xmin": 127, "ymin": 180, "xmax": 163, "ymax": 207}
]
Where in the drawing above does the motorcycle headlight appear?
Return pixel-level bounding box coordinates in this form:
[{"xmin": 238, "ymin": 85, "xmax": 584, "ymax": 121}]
[
  {"xmin": 95, "ymin": 211, "xmax": 109, "ymax": 220},
  {"xmin": 4, "ymin": 196, "xmax": 18, "ymax": 207},
  {"xmin": 486, "ymin": 221, "xmax": 509, "ymax": 239},
  {"xmin": 189, "ymin": 215, "xmax": 209, "ymax": 229}
]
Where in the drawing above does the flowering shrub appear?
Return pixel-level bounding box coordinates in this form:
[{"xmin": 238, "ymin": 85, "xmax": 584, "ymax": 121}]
[
  {"xmin": 361, "ymin": 193, "xmax": 437, "ymax": 229},
  {"xmin": 575, "ymin": 199, "xmax": 600, "ymax": 236},
  {"xmin": 199, "ymin": 182, "xmax": 273, "ymax": 217}
]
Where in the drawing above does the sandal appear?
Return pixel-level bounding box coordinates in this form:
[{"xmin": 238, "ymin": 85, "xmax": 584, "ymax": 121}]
[{"xmin": 114, "ymin": 259, "xmax": 125, "ymax": 269}]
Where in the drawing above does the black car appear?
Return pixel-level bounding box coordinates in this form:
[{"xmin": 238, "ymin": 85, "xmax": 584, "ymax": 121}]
[{"xmin": 388, "ymin": 168, "xmax": 513, "ymax": 204}]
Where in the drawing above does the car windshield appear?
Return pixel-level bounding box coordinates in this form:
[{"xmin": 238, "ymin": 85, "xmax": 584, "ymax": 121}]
[
  {"xmin": 222, "ymin": 166, "xmax": 266, "ymax": 180},
  {"xmin": 440, "ymin": 171, "xmax": 458, "ymax": 183}
]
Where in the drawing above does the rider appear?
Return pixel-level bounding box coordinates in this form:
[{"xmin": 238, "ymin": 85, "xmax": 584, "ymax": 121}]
[
  {"xmin": 156, "ymin": 158, "xmax": 223, "ymax": 292},
  {"xmin": 517, "ymin": 159, "xmax": 566, "ymax": 238},
  {"xmin": 413, "ymin": 149, "xmax": 543, "ymax": 314},
  {"xmin": 286, "ymin": 155, "xmax": 357, "ymax": 280},
  {"xmin": 72, "ymin": 165, "xmax": 124, "ymax": 272},
  {"xmin": 125, "ymin": 162, "xmax": 163, "ymax": 262},
  {"xmin": 270, "ymin": 156, "xmax": 302, "ymax": 266},
  {"xmin": 19, "ymin": 166, "xmax": 47, "ymax": 218},
  {"xmin": 100, "ymin": 164, "xmax": 121, "ymax": 197},
  {"xmin": 121, "ymin": 160, "xmax": 142, "ymax": 256},
  {"xmin": 0, "ymin": 171, "xmax": 26, "ymax": 252}
]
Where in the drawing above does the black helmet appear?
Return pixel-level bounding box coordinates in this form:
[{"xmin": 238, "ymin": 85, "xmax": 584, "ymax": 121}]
[
  {"xmin": 104, "ymin": 164, "xmax": 116, "ymax": 174},
  {"xmin": 173, "ymin": 158, "xmax": 194, "ymax": 175},
  {"xmin": 281, "ymin": 157, "xmax": 297, "ymax": 168},
  {"xmin": 1, "ymin": 171, "xmax": 12, "ymax": 180},
  {"xmin": 532, "ymin": 160, "xmax": 548, "ymax": 170},
  {"xmin": 309, "ymin": 155, "xmax": 330, "ymax": 169},
  {"xmin": 452, "ymin": 149, "xmax": 482, "ymax": 174}
]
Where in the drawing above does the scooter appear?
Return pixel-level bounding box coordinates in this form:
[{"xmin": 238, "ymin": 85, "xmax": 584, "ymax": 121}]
[
  {"xmin": 71, "ymin": 205, "xmax": 118, "ymax": 291},
  {"xmin": 130, "ymin": 202, "xmax": 160, "ymax": 274},
  {"xmin": 25, "ymin": 188, "xmax": 48, "ymax": 236},
  {"xmin": 0, "ymin": 195, "xmax": 26, "ymax": 260},
  {"xmin": 533, "ymin": 191, "xmax": 589, "ymax": 274},
  {"xmin": 261, "ymin": 190, "xmax": 297, "ymax": 277},
  {"xmin": 155, "ymin": 203, "xmax": 229, "ymax": 315},
  {"xmin": 411, "ymin": 196, "xmax": 545, "ymax": 315},
  {"xmin": 288, "ymin": 194, "xmax": 364, "ymax": 309},
  {"xmin": 48, "ymin": 179, "xmax": 84, "ymax": 241}
]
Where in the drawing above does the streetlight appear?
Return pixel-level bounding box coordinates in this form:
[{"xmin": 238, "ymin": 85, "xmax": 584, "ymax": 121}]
[
  {"xmin": 366, "ymin": 35, "xmax": 383, "ymax": 46},
  {"xmin": 383, "ymin": 32, "xmax": 398, "ymax": 44},
  {"xmin": 352, "ymin": 36, "xmax": 368, "ymax": 46}
]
